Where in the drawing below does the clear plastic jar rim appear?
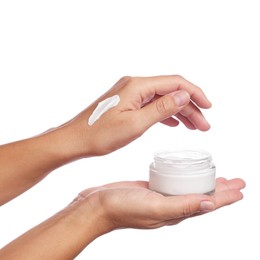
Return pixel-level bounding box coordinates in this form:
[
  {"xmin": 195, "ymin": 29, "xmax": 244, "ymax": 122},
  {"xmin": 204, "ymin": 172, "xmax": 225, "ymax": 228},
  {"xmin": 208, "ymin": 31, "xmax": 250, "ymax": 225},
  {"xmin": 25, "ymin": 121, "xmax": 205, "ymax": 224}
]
[{"xmin": 153, "ymin": 150, "xmax": 213, "ymax": 168}]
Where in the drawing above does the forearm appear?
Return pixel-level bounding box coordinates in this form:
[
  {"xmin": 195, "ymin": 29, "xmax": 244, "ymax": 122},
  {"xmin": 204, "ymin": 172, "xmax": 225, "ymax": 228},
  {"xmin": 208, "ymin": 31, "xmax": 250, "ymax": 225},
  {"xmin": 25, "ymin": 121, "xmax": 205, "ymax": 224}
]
[
  {"xmin": 0, "ymin": 124, "xmax": 87, "ymax": 205},
  {"xmin": 0, "ymin": 198, "xmax": 108, "ymax": 259}
]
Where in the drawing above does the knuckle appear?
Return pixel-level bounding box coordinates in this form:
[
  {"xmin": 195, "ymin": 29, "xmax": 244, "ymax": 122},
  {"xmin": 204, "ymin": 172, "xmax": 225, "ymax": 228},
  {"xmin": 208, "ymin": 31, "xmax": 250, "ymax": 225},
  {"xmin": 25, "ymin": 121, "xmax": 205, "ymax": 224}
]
[
  {"xmin": 119, "ymin": 75, "xmax": 132, "ymax": 82},
  {"xmin": 114, "ymin": 76, "xmax": 132, "ymax": 89},
  {"xmin": 196, "ymin": 85, "xmax": 203, "ymax": 93},
  {"xmin": 156, "ymin": 96, "xmax": 173, "ymax": 116},
  {"xmin": 126, "ymin": 76, "xmax": 140, "ymax": 88},
  {"xmin": 173, "ymin": 74, "xmax": 184, "ymax": 81},
  {"xmin": 181, "ymin": 197, "xmax": 194, "ymax": 217},
  {"xmin": 182, "ymin": 205, "xmax": 193, "ymax": 217},
  {"xmin": 118, "ymin": 76, "xmax": 140, "ymax": 91}
]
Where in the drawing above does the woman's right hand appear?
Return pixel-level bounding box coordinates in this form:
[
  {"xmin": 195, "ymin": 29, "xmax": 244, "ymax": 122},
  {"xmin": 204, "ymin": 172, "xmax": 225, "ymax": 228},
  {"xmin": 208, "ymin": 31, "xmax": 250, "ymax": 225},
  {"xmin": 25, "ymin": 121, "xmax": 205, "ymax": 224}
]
[{"xmin": 64, "ymin": 75, "xmax": 212, "ymax": 157}]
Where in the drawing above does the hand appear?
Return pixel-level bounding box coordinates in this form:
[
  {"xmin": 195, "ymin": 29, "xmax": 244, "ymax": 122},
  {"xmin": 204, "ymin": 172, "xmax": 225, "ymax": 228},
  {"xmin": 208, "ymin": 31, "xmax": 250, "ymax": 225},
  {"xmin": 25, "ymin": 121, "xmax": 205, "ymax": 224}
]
[
  {"xmin": 67, "ymin": 75, "xmax": 212, "ymax": 156},
  {"xmin": 74, "ymin": 177, "xmax": 245, "ymax": 230}
]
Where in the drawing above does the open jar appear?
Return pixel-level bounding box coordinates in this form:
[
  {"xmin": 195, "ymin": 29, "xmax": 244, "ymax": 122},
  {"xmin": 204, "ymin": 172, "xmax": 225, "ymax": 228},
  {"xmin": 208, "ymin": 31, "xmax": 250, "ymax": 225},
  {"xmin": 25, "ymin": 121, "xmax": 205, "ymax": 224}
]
[{"xmin": 149, "ymin": 150, "xmax": 216, "ymax": 195}]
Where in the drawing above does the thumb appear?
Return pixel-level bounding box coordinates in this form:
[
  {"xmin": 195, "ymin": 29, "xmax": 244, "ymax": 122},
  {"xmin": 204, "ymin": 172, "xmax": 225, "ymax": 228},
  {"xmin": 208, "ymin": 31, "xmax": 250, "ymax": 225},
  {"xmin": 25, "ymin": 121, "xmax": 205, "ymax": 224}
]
[
  {"xmin": 139, "ymin": 90, "xmax": 190, "ymax": 127},
  {"xmin": 160, "ymin": 195, "xmax": 215, "ymax": 220}
]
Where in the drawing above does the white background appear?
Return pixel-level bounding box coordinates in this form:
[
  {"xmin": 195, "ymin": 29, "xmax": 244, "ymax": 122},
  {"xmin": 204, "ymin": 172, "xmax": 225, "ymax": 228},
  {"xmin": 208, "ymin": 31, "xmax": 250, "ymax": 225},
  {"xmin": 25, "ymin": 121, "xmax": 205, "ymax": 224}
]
[{"xmin": 0, "ymin": 0, "xmax": 259, "ymax": 259}]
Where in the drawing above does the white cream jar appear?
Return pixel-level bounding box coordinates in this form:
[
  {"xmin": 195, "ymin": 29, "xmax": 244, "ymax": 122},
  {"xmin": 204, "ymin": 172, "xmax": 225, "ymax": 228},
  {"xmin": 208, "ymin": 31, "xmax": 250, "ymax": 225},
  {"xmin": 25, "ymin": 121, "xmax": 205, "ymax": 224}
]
[{"xmin": 149, "ymin": 150, "xmax": 216, "ymax": 195}]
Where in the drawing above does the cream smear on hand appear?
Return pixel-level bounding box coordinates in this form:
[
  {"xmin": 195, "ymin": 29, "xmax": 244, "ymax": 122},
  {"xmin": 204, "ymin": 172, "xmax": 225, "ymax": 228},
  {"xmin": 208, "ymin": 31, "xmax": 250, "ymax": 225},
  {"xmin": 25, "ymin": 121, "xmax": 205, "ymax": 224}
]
[{"xmin": 88, "ymin": 95, "xmax": 120, "ymax": 126}]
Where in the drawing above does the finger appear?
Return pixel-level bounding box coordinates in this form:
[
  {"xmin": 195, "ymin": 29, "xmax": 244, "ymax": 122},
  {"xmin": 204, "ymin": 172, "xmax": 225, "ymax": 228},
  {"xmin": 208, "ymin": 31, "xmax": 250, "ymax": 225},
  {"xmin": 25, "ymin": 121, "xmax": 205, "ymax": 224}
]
[
  {"xmin": 156, "ymin": 194, "xmax": 214, "ymax": 219},
  {"xmin": 137, "ymin": 90, "xmax": 191, "ymax": 128},
  {"xmin": 160, "ymin": 117, "xmax": 180, "ymax": 127},
  {"xmin": 137, "ymin": 75, "xmax": 212, "ymax": 109},
  {"xmin": 142, "ymin": 90, "xmax": 210, "ymax": 131},
  {"xmin": 213, "ymin": 189, "xmax": 244, "ymax": 209},
  {"xmin": 175, "ymin": 113, "xmax": 197, "ymax": 130},
  {"xmin": 216, "ymin": 177, "xmax": 227, "ymax": 183},
  {"xmin": 177, "ymin": 101, "xmax": 211, "ymax": 131},
  {"xmin": 215, "ymin": 178, "xmax": 246, "ymax": 192}
]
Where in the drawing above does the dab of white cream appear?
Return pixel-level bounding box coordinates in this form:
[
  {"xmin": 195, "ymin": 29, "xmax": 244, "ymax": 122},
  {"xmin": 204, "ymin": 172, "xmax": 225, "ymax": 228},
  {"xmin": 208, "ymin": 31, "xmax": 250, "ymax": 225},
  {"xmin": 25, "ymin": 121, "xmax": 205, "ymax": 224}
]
[{"xmin": 88, "ymin": 95, "xmax": 120, "ymax": 126}]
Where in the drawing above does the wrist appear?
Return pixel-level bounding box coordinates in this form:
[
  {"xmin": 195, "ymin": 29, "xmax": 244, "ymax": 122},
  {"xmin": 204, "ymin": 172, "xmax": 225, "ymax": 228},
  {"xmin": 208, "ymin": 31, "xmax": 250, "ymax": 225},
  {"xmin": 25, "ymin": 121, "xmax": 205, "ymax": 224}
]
[
  {"xmin": 75, "ymin": 192, "xmax": 114, "ymax": 235},
  {"xmin": 41, "ymin": 122, "xmax": 91, "ymax": 164},
  {"xmin": 0, "ymin": 195, "xmax": 111, "ymax": 259},
  {"xmin": 60, "ymin": 195, "xmax": 113, "ymax": 255}
]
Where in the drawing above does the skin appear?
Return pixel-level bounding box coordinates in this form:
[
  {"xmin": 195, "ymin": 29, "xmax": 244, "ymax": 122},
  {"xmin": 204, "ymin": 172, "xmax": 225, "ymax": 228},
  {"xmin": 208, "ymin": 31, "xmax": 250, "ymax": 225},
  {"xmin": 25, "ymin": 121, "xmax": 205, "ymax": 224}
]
[{"xmin": 0, "ymin": 75, "xmax": 246, "ymax": 259}]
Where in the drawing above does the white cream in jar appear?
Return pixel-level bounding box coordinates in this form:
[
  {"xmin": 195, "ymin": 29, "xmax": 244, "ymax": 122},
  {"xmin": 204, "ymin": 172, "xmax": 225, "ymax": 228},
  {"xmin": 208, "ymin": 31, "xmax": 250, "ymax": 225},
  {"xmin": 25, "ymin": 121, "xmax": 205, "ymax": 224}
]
[{"xmin": 149, "ymin": 150, "xmax": 216, "ymax": 195}]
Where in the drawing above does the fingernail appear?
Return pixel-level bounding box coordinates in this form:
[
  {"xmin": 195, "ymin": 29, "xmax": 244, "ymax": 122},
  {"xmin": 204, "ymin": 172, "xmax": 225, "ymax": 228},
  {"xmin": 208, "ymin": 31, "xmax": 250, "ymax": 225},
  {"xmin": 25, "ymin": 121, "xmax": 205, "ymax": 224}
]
[
  {"xmin": 200, "ymin": 201, "xmax": 215, "ymax": 212},
  {"xmin": 171, "ymin": 91, "xmax": 190, "ymax": 107}
]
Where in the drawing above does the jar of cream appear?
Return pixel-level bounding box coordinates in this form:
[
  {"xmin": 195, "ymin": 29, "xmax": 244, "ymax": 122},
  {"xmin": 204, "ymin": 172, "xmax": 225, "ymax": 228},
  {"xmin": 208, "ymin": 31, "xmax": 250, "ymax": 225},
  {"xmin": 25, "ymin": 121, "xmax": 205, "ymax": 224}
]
[{"xmin": 149, "ymin": 150, "xmax": 216, "ymax": 195}]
